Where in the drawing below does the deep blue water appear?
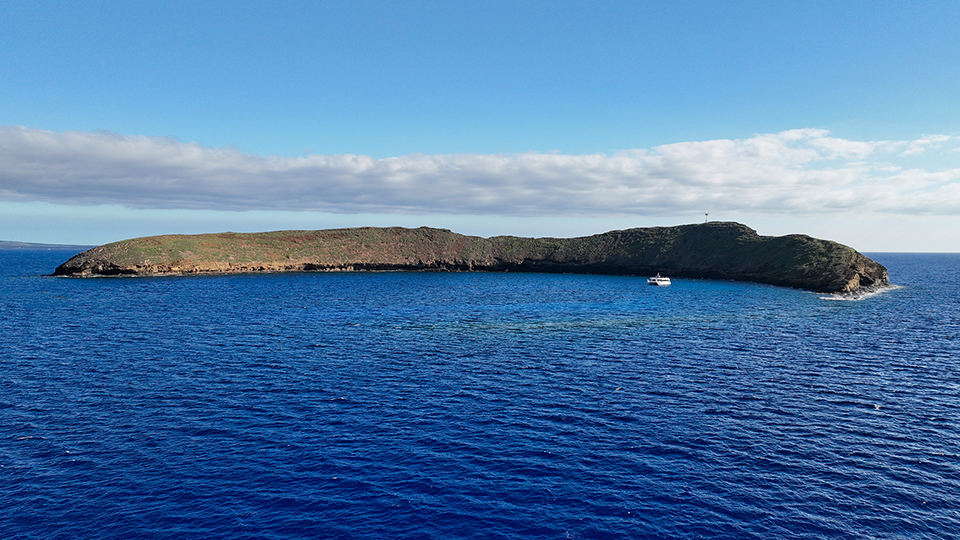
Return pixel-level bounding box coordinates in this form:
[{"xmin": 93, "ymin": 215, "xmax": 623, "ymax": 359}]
[{"xmin": 2, "ymin": 249, "xmax": 959, "ymax": 539}]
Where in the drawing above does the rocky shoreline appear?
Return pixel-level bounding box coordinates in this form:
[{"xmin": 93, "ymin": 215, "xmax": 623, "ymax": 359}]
[{"xmin": 52, "ymin": 222, "xmax": 889, "ymax": 293}]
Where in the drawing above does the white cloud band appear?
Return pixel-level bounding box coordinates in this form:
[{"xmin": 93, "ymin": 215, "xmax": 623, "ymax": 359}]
[{"xmin": 1, "ymin": 125, "xmax": 958, "ymax": 216}]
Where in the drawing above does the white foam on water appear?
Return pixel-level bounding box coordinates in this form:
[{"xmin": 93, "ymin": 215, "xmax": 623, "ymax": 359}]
[{"xmin": 819, "ymin": 284, "xmax": 902, "ymax": 301}]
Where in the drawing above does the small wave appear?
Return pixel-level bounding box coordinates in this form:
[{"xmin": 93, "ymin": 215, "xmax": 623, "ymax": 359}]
[{"xmin": 819, "ymin": 283, "xmax": 902, "ymax": 301}]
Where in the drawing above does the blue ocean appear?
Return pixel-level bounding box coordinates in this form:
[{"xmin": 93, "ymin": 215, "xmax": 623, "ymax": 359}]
[{"xmin": 2, "ymin": 248, "xmax": 958, "ymax": 539}]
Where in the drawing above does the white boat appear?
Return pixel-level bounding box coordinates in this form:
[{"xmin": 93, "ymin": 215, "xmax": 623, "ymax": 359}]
[{"xmin": 647, "ymin": 273, "xmax": 671, "ymax": 286}]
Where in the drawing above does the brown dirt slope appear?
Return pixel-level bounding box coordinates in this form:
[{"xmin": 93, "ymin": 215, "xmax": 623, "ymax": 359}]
[{"xmin": 52, "ymin": 222, "xmax": 889, "ymax": 293}]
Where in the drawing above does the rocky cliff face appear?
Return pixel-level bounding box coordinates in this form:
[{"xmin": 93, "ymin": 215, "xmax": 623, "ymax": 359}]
[{"xmin": 52, "ymin": 222, "xmax": 889, "ymax": 293}]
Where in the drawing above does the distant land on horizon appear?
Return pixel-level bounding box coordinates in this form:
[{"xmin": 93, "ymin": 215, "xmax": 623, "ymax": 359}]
[{"xmin": 0, "ymin": 240, "xmax": 94, "ymax": 250}]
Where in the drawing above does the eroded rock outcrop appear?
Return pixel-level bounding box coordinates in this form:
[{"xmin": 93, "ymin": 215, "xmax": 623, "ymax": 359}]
[{"xmin": 52, "ymin": 222, "xmax": 889, "ymax": 293}]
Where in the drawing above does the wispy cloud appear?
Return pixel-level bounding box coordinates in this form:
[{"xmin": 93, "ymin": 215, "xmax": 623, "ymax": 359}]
[{"xmin": 1, "ymin": 126, "xmax": 958, "ymax": 216}]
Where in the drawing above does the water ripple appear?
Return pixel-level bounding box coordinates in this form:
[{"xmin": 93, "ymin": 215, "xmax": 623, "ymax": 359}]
[{"xmin": 1, "ymin": 251, "xmax": 959, "ymax": 539}]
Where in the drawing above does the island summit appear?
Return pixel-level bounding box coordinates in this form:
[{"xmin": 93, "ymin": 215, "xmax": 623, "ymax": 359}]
[{"xmin": 52, "ymin": 222, "xmax": 889, "ymax": 293}]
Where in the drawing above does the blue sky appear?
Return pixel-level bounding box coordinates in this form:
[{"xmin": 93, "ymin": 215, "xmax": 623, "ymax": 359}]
[{"xmin": 2, "ymin": 0, "xmax": 959, "ymax": 250}]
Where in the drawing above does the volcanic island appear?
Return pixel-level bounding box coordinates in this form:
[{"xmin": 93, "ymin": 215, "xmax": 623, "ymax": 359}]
[{"xmin": 52, "ymin": 222, "xmax": 889, "ymax": 294}]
